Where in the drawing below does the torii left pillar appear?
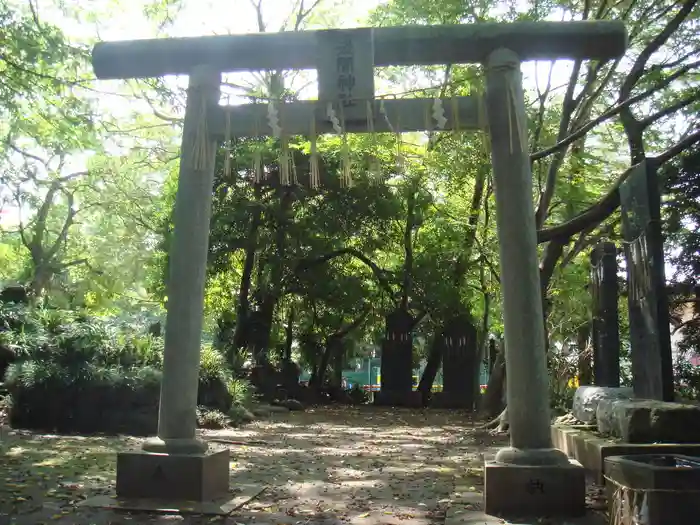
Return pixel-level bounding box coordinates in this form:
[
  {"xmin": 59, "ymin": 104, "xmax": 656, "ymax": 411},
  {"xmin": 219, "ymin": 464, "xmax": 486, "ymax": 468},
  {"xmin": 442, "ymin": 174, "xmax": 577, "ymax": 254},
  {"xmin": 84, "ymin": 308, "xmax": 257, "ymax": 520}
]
[{"xmin": 114, "ymin": 65, "xmax": 232, "ymax": 504}]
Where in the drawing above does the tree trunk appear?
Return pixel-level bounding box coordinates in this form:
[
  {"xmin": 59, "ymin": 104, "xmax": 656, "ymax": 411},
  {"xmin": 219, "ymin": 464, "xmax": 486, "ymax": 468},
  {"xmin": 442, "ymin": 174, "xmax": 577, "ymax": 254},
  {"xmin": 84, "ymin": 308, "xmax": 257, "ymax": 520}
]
[
  {"xmin": 30, "ymin": 266, "xmax": 51, "ymax": 302},
  {"xmin": 284, "ymin": 307, "xmax": 294, "ymax": 362},
  {"xmin": 248, "ymin": 188, "xmax": 292, "ymax": 363},
  {"xmin": 332, "ymin": 342, "xmax": 344, "ymax": 387},
  {"xmin": 231, "ymin": 201, "xmax": 262, "ymax": 358},
  {"xmin": 250, "ymin": 298, "xmax": 276, "ymax": 364},
  {"xmin": 417, "ymin": 334, "xmax": 444, "ymax": 399},
  {"xmin": 480, "ymin": 338, "xmax": 506, "ymax": 418},
  {"xmin": 315, "ymin": 336, "xmax": 339, "ymax": 388},
  {"xmin": 577, "ymin": 322, "xmax": 593, "ymax": 385},
  {"xmin": 401, "ymin": 185, "xmax": 416, "ymax": 311}
]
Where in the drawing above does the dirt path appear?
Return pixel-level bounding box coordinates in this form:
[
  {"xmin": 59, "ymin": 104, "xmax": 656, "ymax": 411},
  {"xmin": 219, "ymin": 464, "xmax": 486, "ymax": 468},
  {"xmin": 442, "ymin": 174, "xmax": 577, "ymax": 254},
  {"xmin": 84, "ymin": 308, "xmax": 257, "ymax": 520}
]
[{"xmin": 0, "ymin": 406, "xmax": 506, "ymax": 525}]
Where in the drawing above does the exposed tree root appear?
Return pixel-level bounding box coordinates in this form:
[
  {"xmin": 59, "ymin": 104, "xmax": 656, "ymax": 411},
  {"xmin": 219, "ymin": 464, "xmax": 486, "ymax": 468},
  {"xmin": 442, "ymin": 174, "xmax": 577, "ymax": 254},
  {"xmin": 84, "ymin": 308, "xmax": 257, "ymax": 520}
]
[{"xmin": 477, "ymin": 406, "xmax": 509, "ymax": 433}]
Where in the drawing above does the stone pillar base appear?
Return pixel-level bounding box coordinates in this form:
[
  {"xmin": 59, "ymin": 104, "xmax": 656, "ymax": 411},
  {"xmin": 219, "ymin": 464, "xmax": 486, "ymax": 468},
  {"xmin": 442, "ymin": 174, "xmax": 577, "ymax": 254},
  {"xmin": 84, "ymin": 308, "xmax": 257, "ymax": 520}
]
[
  {"xmin": 373, "ymin": 390, "xmax": 423, "ymax": 408},
  {"xmin": 116, "ymin": 448, "xmax": 230, "ymax": 501},
  {"xmin": 484, "ymin": 458, "xmax": 585, "ymax": 518}
]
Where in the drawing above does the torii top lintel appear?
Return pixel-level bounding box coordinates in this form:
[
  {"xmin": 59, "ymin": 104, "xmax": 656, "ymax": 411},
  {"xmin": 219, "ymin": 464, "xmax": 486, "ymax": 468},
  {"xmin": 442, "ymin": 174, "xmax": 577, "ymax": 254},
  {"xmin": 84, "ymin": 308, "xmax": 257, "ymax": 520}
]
[{"xmin": 92, "ymin": 21, "xmax": 627, "ymax": 80}]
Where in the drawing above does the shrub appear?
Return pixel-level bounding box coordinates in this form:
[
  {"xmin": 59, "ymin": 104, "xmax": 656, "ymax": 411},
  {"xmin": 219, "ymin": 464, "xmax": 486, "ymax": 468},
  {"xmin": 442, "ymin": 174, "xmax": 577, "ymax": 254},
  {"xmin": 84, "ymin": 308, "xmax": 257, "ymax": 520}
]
[
  {"xmin": 348, "ymin": 384, "xmax": 369, "ymax": 405},
  {"xmin": 0, "ymin": 303, "xmax": 37, "ymax": 333},
  {"xmin": 197, "ymin": 344, "xmax": 234, "ymax": 412},
  {"xmin": 5, "ymin": 361, "xmax": 161, "ymax": 435},
  {"xmin": 196, "ymin": 406, "xmax": 229, "ymax": 429},
  {"xmin": 228, "ymin": 404, "xmax": 255, "ymax": 426},
  {"xmin": 227, "ymin": 377, "xmax": 254, "ymax": 406},
  {"xmin": 2, "ymin": 305, "xmax": 260, "ymax": 434},
  {"xmin": 119, "ymin": 334, "xmax": 163, "ymax": 368}
]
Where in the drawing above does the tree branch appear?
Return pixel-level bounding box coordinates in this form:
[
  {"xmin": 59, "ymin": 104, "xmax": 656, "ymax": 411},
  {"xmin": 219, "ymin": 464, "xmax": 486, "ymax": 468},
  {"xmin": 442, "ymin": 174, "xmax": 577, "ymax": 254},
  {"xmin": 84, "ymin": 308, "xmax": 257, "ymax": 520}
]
[
  {"xmin": 293, "ymin": 0, "xmax": 324, "ymax": 30},
  {"xmin": 620, "ymin": 0, "xmax": 698, "ymax": 98},
  {"xmin": 652, "ymin": 128, "xmax": 700, "ymax": 167},
  {"xmin": 531, "ymin": 60, "xmax": 700, "ymax": 162},
  {"xmin": 295, "ymin": 248, "xmax": 397, "ymax": 303},
  {"xmin": 537, "ymin": 129, "xmax": 700, "ymax": 243},
  {"xmin": 639, "ymin": 91, "xmax": 700, "ymax": 129},
  {"xmin": 531, "ymin": 61, "xmax": 555, "ymax": 156},
  {"xmin": 249, "ymin": 0, "xmax": 266, "ymax": 32},
  {"xmin": 535, "ymin": 57, "xmax": 584, "ymax": 227},
  {"xmin": 27, "ymin": 0, "xmax": 41, "ymax": 27},
  {"xmin": 332, "ymin": 306, "xmax": 371, "ymax": 339},
  {"xmin": 57, "ymin": 258, "xmax": 89, "ymax": 271},
  {"xmin": 45, "ymin": 192, "xmax": 76, "ymax": 262},
  {"xmin": 6, "ymin": 141, "xmax": 49, "ymax": 168}
]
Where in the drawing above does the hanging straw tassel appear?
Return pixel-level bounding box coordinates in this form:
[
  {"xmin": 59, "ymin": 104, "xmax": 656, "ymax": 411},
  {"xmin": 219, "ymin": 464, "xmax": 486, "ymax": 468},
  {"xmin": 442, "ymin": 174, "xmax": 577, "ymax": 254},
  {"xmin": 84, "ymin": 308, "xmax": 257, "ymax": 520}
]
[
  {"xmin": 338, "ymin": 104, "xmax": 352, "ymax": 188},
  {"xmin": 267, "ymin": 99, "xmax": 291, "ymax": 186},
  {"xmin": 424, "ymin": 100, "xmax": 432, "ymax": 133},
  {"xmin": 366, "ymin": 100, "xmax": 380, "ymax": 184},
  {"xmin": 291, "ymin": 150, "xmax": 298, "ymax": 186},
  {"xmin": 309, "ymin": 113, "xmax": 320, "ymax": 189},
  {"xmin": 341, "ymin": 134, "xmax": 352, "ymax": 188},
  {"xmin": 279, "ymin": 102, "xmax": 294, "ymax": 187},
  {"xmin": 476, "ymin": 90, "xmax": 487, "ymax": 130},
  {"xmin": 279, "ymin": 135, "xmax": 291, "ymax": 186},
  {"xmin": 506, "ymin": 77, "xmax": 527, "ymax": 154},
  {"xmin": 476, "ymin": 90, "xmax": 490, "ymax": 155},
  {"xmin": 191, "ymin": 84, "xmax": 211, "ymax": 171},
  {"xmin": 252, "ymin": 112, "xmax": 263, "ymax": 184},
  {"xmin": 450, "ymin": 95, "xmax": 461, "ymax": 134},
  {"xmin": 395, "ymin": 114, "xmax": 404, "ymax": 177},
  {"xmin": 223, "ymin": 108, "xmax": 232, "ymax": 178}
]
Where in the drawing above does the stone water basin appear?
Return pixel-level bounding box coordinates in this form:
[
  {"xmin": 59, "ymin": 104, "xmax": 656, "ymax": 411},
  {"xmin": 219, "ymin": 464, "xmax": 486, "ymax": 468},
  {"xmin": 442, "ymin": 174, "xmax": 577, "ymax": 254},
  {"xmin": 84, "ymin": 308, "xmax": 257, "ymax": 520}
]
[{"xmin": 604, "ymin": 454, "xmax": 700, "ymax": 525}]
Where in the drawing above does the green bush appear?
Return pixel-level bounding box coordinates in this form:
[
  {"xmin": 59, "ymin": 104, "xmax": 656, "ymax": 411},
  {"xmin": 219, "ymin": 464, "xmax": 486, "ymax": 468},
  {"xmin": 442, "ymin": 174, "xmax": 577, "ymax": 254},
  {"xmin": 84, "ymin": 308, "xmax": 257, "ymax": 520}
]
[
  {"xmin": 1, "ymin": 306, "xmax": 258, "ymax": 434},
  {"xmin": 228, "ymin": 404, "xmax": 255, "ymax": 426},
  {"xmin": 197, "ymin": 344, "xmax": 234, "ymax": 411},
  {"xmin": 5, "ymin": 361, "xmax": 161, "ymax": 435},
  {"xmin": 196, "ymin": 406, "xmax": 229, "ymax": 429},
  {"xmin": 228, "ymin": 377, "xmax": 254, "ymax": 406}
]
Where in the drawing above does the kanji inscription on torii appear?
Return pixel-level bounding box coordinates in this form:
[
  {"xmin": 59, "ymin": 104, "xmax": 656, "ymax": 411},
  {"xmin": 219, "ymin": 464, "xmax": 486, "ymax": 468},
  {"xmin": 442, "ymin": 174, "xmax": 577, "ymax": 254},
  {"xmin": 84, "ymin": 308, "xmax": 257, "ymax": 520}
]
[
  {"xmin": 90, "ymin": 21, "xmax": 627, "ymax": 518},
  {"xmin": 316, "ymin": 28, "xmax": 374, "ymax": 119}
]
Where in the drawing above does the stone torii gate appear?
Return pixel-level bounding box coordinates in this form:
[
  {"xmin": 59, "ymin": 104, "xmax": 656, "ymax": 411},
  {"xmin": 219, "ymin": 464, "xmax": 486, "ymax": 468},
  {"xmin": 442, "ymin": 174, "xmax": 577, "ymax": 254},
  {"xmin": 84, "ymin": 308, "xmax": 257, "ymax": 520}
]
[{"xmin": 91, "ymin": 21, "xmax": 626, "ymax": 518}]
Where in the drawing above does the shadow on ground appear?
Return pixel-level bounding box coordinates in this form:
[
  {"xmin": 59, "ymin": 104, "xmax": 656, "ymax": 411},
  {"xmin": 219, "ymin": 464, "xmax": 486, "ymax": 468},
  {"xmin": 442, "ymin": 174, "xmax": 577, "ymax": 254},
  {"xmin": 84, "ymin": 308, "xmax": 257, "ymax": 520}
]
[{"xmin": 0, "ymin": 406, "xmax": 507, "ymax": 524}]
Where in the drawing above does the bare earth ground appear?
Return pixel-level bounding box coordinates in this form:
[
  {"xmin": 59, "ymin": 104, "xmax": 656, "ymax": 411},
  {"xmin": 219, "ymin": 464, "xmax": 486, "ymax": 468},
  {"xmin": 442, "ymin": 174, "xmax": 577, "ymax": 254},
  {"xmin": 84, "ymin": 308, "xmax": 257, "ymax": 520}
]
[{"xmin": 0, "ymin": 407, "xmax": 506, "ymax": 525}]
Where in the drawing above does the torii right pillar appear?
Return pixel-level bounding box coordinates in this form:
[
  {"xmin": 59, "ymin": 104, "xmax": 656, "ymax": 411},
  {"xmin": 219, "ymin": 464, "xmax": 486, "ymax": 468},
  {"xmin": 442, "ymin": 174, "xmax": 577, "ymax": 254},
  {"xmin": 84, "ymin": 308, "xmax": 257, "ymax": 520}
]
[{"xmin": 481, "ymin": 31, "xmax": 627, "ymax": 519}]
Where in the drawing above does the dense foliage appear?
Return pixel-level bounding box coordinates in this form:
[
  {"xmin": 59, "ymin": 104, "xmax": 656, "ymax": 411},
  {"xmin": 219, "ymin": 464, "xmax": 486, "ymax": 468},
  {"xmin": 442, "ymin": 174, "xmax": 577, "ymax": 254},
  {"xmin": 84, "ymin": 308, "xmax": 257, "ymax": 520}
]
[{"xmin": 0, "ymin": 302, "xmax": 250, "ymax": 432}]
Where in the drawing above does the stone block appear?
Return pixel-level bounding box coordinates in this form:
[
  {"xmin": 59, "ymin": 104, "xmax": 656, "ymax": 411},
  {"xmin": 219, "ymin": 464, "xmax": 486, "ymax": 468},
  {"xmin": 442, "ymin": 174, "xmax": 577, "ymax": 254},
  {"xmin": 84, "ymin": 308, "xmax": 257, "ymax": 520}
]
[
  {"xmin": 552, "ymin": 424, "xmax": 700, "ymax": 484},
  {"xmin": 116, "ymin": 448, "xmax": 230, "ymax": 501},
  {"xmin": 597, "ymin": 399, "xmax": 700, "ymax": 443},
  {"xmin": 595, "ymin": 398, "xmax": 621, "ymax": 435},
  {"xmin": 373, "ymin": 390, "xmax": 423, "ymax": 408},
  {"xmin": 605, "ymin": 454, "xmax": 700, "ymax": 525},
  {"xmin": 572, "ymin": 386, "xmax": 633, "ymax": 424},
  {"xmin": 483, "ymin": 459, "xmax": 585, "ymax": 518}
]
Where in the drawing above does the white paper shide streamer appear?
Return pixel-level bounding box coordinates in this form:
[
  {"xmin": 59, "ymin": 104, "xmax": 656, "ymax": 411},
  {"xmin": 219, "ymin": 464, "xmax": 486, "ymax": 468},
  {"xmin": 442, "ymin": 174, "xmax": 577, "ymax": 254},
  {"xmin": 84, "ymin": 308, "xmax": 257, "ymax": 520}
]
[
  {"xmin": 268, "ymin": 100, "xmax": 292, "ymax": 186},
  {"xmin": 432, "ymin": 98, "xmax": 448, "ymax": 129},
  {"xmin": 327, "ymin": 102, "xmax": 351, "ymax": 187}
]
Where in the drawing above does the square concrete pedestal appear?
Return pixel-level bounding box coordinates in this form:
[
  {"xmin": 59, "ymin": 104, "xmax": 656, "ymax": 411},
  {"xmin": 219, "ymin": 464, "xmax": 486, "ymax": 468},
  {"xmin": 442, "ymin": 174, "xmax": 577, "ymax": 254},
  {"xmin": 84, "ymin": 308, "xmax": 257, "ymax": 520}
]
[
  {"xmin": 484, "ymin": 459, "xmax": 585, "ymax": 518},
  {"xmin": 116, "ymin": 448, "xmax": 230, "ymax": 501}
]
